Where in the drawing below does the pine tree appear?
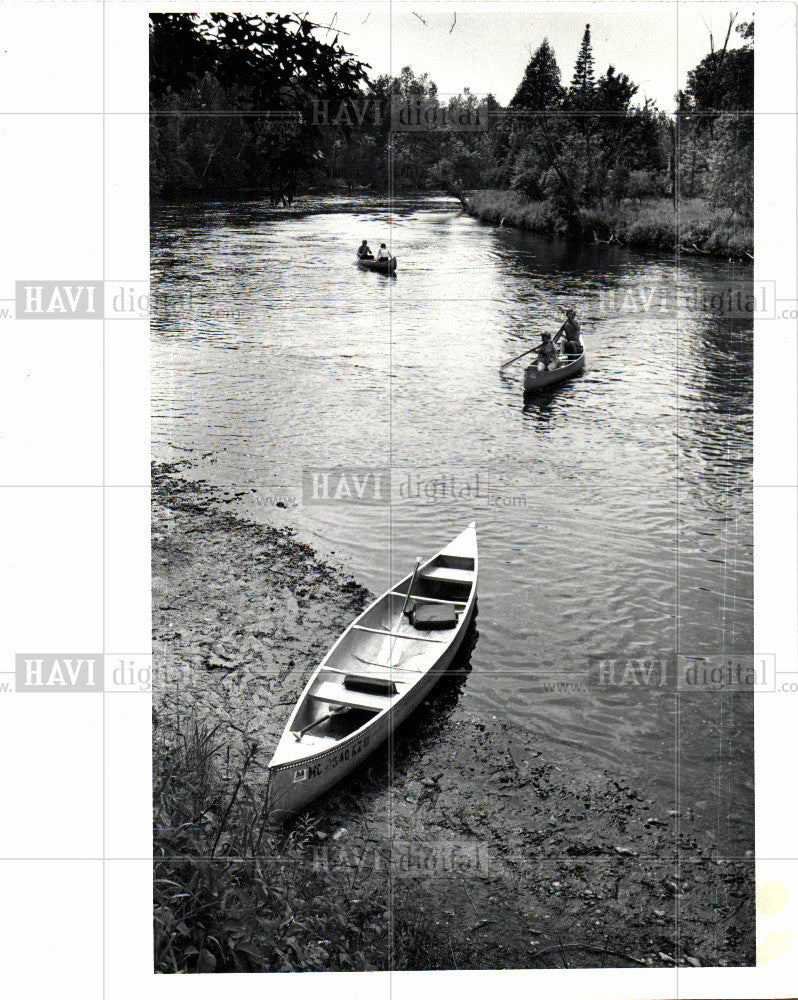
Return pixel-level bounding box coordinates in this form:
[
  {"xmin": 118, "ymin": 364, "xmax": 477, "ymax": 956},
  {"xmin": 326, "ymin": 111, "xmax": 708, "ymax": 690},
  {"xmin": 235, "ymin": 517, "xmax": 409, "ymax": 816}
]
[
  {"xmin": 569, "ymin": 23, "xmax": 595, "ymax": 107},
  {"xmin": 510, "ymin": 38, "xmax": 564, "ymax": 112}
]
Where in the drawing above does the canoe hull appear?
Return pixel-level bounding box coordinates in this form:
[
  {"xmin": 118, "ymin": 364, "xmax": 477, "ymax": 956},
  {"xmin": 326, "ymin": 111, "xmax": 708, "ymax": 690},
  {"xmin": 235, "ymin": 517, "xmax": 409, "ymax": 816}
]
[
  {"xmin": 266, "ymin": 608, "xmax": 474, "ymax": 820},
  {"xmin": 523, "ymin": 349, "xmax": 585, "ymax": 393},
  {"xmin": 267, "ymin": 524, "xmax": 477, "ymax": 820},
  {"xmin": 357, "ymin": 256, "xmax": 397, "ymax": 274}
]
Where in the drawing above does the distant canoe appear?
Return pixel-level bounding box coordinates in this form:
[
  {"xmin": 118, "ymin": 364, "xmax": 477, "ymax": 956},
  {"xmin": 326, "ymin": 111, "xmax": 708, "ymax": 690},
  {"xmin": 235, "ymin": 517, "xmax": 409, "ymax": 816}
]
[
  {"xmin": 524, "ymin": 344, "xmax": 585, "ymax": 393},
  {"xmin": 266, "ymin": 523, "xmax": 477, "ymax": 820},
  {"xmin": 357, "ymin": 256, "xmax": 397, "ymax": 274}
]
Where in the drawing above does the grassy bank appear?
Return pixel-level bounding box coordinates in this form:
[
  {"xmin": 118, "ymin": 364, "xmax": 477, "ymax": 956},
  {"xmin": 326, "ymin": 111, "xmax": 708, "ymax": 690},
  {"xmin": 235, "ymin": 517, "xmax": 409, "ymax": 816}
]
[
  {"xmin": 465, "ymin": 190, "xmax": 753, "ymax": 259},
  {"xmin": 153, "ymin": 719, "xmax": 457, "ymax": 973}
]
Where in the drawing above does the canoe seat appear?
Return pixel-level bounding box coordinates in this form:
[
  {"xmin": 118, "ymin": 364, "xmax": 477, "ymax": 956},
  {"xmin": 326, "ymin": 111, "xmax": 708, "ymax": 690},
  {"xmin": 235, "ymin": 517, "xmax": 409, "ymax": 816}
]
[
  {"xmin": 311, "ymin": 679, "xmax": 394, "ymax": 712},
  {"xmin": 344, "ymin": 674, "xmax": 398, "ymax": 696},
  {"xmin": 421, "ymin": 566, "xmax": 474, "ymax": 584},
  {"xmin": 409, "ymin": 603, "xmax": 459, "ymax": 630}
]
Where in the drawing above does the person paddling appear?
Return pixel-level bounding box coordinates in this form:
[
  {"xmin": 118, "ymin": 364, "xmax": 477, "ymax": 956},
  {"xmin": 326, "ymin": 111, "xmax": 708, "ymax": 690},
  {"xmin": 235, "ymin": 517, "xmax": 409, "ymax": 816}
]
[
  {"xmin": 534, "ymin": 332, "xmax": 559, "ymax": 372},
  {"xmin": 357, "ymin": 239, "xmax": 373, "ymax": 260},
  {"xmin": 554, "ymin": 308, "xmax": 582, "ymax": 356}
]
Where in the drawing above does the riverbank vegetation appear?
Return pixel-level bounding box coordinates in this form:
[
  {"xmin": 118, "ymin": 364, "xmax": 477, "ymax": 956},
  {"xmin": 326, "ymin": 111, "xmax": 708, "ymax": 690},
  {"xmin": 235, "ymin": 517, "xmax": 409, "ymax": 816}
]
[
  {"xmin": 150, "ymin": 14, "xmax": 752, "ymax": 256},
  {"xmin": 153, "ymin": 718, "xmax": 453, "ymax": 973},
  {"xmin": 461, "ymin": 20, "xmax": 753, "ymax": 256},
  {"xmin": 466, "ymin": 190, "xmax": 753, "ymax": 258}
]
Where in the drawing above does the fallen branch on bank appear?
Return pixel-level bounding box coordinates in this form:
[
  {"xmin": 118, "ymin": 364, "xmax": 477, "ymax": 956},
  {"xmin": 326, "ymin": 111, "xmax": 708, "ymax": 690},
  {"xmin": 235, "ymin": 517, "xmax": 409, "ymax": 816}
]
[{"xmin": 527, "ymin": 941, "xmax": 646, "ymax": 967}]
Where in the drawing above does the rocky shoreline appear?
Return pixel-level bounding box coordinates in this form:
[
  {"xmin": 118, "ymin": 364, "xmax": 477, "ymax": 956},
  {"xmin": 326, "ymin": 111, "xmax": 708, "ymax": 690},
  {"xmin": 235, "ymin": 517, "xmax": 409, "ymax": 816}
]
[{"xmin": 152, "ymin": 463, "xmax": 754, "ymax": 970}]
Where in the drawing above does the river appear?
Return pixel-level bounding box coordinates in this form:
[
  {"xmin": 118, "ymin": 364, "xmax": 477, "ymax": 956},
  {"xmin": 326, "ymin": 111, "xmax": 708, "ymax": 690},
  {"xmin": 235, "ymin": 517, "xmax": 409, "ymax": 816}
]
[{"xmin": 151, "ymin": 194, "xmax": 754, "ymax": 855}]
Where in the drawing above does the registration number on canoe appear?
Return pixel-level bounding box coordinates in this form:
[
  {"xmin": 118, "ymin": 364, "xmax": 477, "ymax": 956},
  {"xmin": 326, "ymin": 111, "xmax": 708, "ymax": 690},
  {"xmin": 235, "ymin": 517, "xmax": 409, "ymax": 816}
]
[{"xmin": 292, "ymin": 735, "xmax": 370, "ymax": 783}]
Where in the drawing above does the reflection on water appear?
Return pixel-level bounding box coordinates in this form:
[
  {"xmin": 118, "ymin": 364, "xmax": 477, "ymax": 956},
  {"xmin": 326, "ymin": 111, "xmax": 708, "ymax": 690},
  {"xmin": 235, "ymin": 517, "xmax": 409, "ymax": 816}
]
[{"xmin": 152, "ymin": 195, "xmax": 753, "ymax": 854}]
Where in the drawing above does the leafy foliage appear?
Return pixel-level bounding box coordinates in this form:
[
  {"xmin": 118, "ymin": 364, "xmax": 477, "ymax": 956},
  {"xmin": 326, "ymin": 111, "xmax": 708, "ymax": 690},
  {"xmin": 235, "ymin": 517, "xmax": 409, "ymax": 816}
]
[
  {"xmin": 149, "ymin": 14, "xmax": 753, "ymax": 239},
  {"xmin": 675, "ymin": 15, "xmax": 753, "ymax": 214},
  {"xmin": 466, "ymin": 190, "xmax": 751, "ymax": 256},
  {"xmin": 153, "ymin": 720, "xmax": 445, "ymax": 973},
  {"xmin": 149, "ymin": 13, "xmax": 369, "ymax": 197}
]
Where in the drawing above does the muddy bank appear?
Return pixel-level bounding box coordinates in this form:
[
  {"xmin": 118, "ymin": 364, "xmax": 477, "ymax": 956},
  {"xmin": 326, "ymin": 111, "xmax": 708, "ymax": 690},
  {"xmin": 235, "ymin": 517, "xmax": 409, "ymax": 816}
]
[
  {"xmin": 152, "ymin": 463, "xmax": 754, "ymax": 969},
  {"xmin": 152, "ymin": 462, "xmax": 371, "ymax": 767}
]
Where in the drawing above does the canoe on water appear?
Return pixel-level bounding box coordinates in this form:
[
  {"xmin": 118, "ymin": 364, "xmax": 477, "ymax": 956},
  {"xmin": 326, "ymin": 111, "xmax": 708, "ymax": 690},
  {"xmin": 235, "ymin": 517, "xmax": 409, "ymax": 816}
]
[
  {"xmin": 357, "ymin": 256, "xmax": 397, "ymax": 274},
  {"xmin": 267, "ymin": 523, "xmax": 478, "ymax": 820},
  {"xmin": 524, "ymin": 341, "xmax": 586, "ymax": 393}
]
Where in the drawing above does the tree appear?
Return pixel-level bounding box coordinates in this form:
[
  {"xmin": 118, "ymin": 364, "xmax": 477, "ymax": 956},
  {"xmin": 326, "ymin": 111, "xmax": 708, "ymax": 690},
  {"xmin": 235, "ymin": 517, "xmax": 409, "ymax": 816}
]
[
  {"xmin": 737, "ymin": 20, "xmax": 754, "ymax": 44},
  {"xmin": 681, "ymin": 45, "xmax": 753, "ymax": 120},
  {"xmin": 370, "ymin": 68, "xmax": 443, "ymax": 189},
  {"xmin": 678, "ymin": 14, "xmax": 753, "ymax": 134},
  {"xmin": 149, "ymin": 13, "xmax": 370, "ymax": 196},
  {"xmin": 676, "ymin": 15, "xmax": 753, "ymax": 206},
  {"xmin": 569, "ymin": 24, "xmax": 595, "ymax": 110},
  {"xmin": 510, "ymin": 146, "xmax": 547, "ymax": 199},
  {"xmin": 706, "ymin": 117, "xmax": 753, "ymax": 216},
  {"xmin": 592, "ymin": 66, "xmax": 661, "ymax": 202},
  {"xmin": 151, "ymin": 13, "xmax": 369, "ymax": 109},
  {"xmin": 509, "ymin": 39, "xmax": 564, "ymax": 112},
  {"xmin": 594, "ymin": 65, "xmax": 637, "ymax": 117}
]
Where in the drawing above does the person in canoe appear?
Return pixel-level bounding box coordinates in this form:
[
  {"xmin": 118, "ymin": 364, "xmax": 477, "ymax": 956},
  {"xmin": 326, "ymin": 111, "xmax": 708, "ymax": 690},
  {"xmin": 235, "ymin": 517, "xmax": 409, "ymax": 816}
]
[
  {"xmin": 376, "ymin": 242, "xmax": 391, "ymax": 261},
  {"xmin": 534, "ymin": 331, "xmax": 560, "ymax": 371},
  {"xmin": 554, "ymin": 308, "xmax": 583, "ymax": 356},
  {"xmin": 357, "ymin": 239, "xmax": 374, "ymax": 260}
]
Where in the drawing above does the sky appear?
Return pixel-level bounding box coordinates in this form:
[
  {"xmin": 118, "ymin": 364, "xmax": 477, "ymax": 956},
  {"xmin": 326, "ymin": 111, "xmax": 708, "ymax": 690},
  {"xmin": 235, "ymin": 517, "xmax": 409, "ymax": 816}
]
[{"xmin": 297, "ymin": 3, "xmax": 753, "ymax": 111}]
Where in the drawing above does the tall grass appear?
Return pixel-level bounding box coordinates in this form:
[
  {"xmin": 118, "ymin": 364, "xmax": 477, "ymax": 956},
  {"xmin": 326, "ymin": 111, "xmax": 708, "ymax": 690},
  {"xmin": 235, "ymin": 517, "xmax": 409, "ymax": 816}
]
[
  {"xmin": 466, "ymin": 189, "xmax": 561, "ymax": 234},
  {"xmin": 153, "ymin": 719, "xmax": 454, "ymax": 973},
  {"xmin": 466, "ymin": 190, "xmax": 752, "ymax": 258}
]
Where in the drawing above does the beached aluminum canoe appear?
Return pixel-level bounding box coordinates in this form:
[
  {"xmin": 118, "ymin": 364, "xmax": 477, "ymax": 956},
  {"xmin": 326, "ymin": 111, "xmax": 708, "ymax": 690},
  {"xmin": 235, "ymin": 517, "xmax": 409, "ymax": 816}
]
[
  {"xmin": 266, "ymin": 523, "xmax": 478, "ymax": 820},
  {"xmin": 356, "ymin": 256, "xmax": 397, "ymax": 274},
  {"xmin": 523, "ymin": 343, "xmax": 586, "ymax": 393}
]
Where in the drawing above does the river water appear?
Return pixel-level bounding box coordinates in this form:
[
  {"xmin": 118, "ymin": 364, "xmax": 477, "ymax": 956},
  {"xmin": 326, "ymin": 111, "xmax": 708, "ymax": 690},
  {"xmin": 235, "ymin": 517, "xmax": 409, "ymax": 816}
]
[{"xmin": 151, "ymin": 194, "xmax": 754, "ymax": 854}]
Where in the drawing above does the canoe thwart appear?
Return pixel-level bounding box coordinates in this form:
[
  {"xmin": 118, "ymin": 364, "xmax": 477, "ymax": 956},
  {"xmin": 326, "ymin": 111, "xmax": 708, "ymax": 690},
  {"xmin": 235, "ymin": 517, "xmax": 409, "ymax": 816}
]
[
  {"xmin": 323, "ymin": 663, "xmax": 421, "ymax": 679},
  {"xmin": 389, "ymin": 591, "xmax": 467, "ymax": 607},
  {"xmin": 351, "ymin": 623, "xmax": 449, "ymax": 642},
  {"xmin": 351, "ymin": 652, "xmax": 420, "ymax": 671}
]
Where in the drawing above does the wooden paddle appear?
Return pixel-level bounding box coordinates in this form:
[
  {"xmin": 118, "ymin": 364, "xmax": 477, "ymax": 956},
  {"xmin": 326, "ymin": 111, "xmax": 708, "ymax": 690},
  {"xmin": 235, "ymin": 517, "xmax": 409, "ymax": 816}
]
[
  {"xmin": 292, "ymin": 707, "xmax": 348, "ymax": 740},
  {"xmin": 502, "ymin": 329, "xmax": 582, "ymax": 369},
  {"xmin": 500, "ymin": 344, "xmax": 542, "ymax": 369},
  {"xmin": 401, "ymin": 557, "xmax": 422, "ymax": 617}
]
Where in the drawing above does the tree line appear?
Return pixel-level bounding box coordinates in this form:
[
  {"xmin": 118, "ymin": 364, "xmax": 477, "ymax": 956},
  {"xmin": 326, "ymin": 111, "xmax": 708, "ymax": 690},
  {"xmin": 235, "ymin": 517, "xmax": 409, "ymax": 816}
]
[{"xmin": 150, "ymin": 14, "xmax": 753, "ymax": 228}]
